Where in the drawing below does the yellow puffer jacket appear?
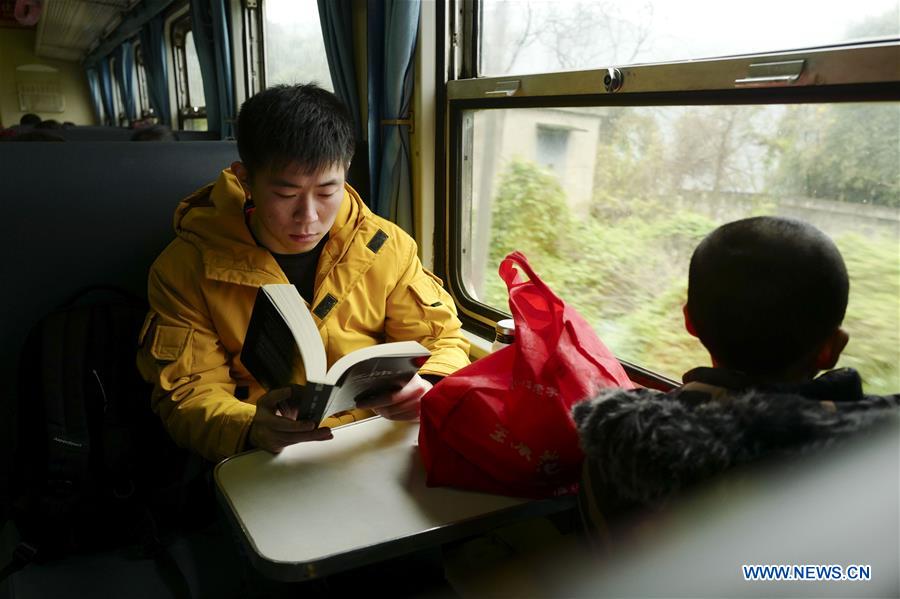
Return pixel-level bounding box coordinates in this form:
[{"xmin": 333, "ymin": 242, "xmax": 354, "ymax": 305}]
[{"xmin": 137, "ymin": 169, "xmax": 469, "ymax": 461}]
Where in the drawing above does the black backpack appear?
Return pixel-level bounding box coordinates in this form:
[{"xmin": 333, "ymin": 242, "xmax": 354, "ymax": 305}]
[{"xmin": 9, "ymin": 287, "xmax": 188, "ymax": 564}]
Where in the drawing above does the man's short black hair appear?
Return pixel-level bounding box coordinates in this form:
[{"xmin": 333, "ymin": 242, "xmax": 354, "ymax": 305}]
[
  {"xmin": 235, "ymin": 83, "xmax": 354, "ymax": 176},
  {"xmin": 687, "ymin": 216, "xmax": 849, "ymax": 375},
  {"xmin": 19, "ymin": 113, "xmax": 41, "ymax": 126}
]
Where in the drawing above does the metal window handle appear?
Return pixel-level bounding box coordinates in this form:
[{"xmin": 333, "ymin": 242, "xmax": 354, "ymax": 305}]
[
  {"xmin": 735, "ymin": 59, "xmax": 805, "ymax": 87},
  {"xmin": 735, "ymin": 75, "xmax": 802, "ymax": 85},
  {"xmin": 485, "ymin": 80, "xmax": 520, "ymax": 96}
]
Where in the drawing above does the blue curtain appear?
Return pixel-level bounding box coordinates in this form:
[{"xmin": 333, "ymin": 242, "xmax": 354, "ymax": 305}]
[
  {"xmin": 114, "ymin": 42, "xmax": 136, "ymax": 123},
  {"xmin": 98, "ymin": 59, "xmax": 116, "ymax": 126},
  {"xmin": 139, "ymin": 16, "xmax": 172, "ymax": 126},
  {"xmin": 317, "ymin": 0, "xmax": 368, "ymax": 199},
  {"xmin": 367, "ymin": 0, "xmax": 420, "ymax": 234},
  {"xmin": 190, "ymin": 0, "xmax": 234, "ymax": 137},
  {"xmin": 85, "ymin": 68, "xmax": 104, "ymax": 125},
  {"xmin": 318, "ymin": 0, "xmax": 359, "ymax": 126}
]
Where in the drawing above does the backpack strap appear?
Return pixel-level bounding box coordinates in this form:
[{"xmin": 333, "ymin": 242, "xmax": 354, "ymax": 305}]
[
  {"xmin": 41, "ymin": 308, "xmax": 92, "ymax": 505},
  {"xmin": 96, "ymin": 302, "xmax": 143, "ymax": 492}
]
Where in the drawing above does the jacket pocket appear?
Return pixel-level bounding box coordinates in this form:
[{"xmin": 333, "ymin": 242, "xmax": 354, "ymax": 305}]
[
  {"xmin": 408, "ymin": 276, "xmax": 445, "ymax": 309},
  {"xmin": 150, "ymin": 324, "xmax": 193, "ymax": 362},
  {"xmin": 136, "ymin": 316, "xmax": 194, "ymax": 386},
  {"xmin": 406, "ymin": 275, "xmax": 459, "ymax": 342}
]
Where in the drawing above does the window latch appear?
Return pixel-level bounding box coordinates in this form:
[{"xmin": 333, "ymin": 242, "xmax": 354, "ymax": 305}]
[
  {"xmin": 485, "ymin": 80, "xmax": 520, "ymax": 97},
  {"xmin": 735, "ymin": 59, "xmax": 805, "ymax": 87}
]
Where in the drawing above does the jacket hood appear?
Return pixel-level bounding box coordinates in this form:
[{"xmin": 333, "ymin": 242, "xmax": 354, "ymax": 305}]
[
  {"xmin": 172, "ymin": 168, "xmax": 368, "ymax": 286},
  {"xmin": 573, "ymin": 368, "xmax": 899, "ymax": 506}
]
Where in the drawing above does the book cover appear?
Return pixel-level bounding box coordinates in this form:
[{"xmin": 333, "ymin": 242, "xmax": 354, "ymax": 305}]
[
  {"xmin": 242, "ymin": 285, "xmax": 430, "ymax": 425},
  {"xmin": 241, "ymin": 287, "xmax": 307, "ymax": 391}
]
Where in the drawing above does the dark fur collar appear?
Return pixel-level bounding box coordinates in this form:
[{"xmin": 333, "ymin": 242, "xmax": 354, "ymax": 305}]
[{"xmin": 573, "ymin": 368, "xmax": 898, "ymax": 506}]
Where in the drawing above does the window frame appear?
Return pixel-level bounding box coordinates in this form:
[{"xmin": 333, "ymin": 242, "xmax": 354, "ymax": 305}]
[
  {"xmin": 240, "ymin": 0, "xmax": 265, "ymax": 97},
  {"xmin": 170, "ymin": 12, "xmax": 208, "ymax": 130},
  {"xmin": 259, "ymin": 0, "xmax": 334, "ymax": 91},
  {"xmin": 108, "ymin": 55, "xmax": 127, "ymax": 127},
  {"xmin": 436, "ymin": 1, "xmax": 900, "ymax": 388},
  {"xmin": 133, "ymin": 40, "xmax": 153, "ymax": 119}
]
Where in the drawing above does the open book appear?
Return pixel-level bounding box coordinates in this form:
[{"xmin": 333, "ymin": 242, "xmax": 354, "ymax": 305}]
[{"xmin": 241, "ymin": 284, "xmax": 430, "ymax": 425}]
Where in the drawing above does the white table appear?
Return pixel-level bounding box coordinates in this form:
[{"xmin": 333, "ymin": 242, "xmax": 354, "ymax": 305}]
[{"xmin": 214, "ymin": 417, "xmax": 574, "ymax": 581}]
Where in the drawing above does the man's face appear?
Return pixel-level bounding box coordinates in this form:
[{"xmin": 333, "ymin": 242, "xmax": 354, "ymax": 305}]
[{"xmin": 238, "ymin": 161, "xmax": 346, "ymax": 254}]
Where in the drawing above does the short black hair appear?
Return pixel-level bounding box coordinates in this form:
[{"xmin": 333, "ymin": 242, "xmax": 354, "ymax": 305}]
[
  {"xmin": 20, "ymin": 113, "xmax": 41, "ymax": 126},
  {"xmin": 131, "ymin": 125, "xmax": 175, "ymax": 142},
  {"xmin": 687, "ymin": 216, "xmax": 849, "ymax": 375},
  {"xmin": 235, "ymin": 83, "xmax": 354, "ymax": 176}
]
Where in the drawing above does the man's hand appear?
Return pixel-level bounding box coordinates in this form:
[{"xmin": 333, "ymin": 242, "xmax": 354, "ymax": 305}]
[
  {"xmin": 248, "ymin": 387, "xmax": 332, "ymax": 453},
  {"xmin": 354, "ymin": 374, "xmax": 433, "ymax": 421}
]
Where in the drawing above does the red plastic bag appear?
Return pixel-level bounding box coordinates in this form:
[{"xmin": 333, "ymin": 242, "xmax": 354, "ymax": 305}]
[{"xmin": 419, "ymin": 251, "xmax": 634, "ymax": 498}]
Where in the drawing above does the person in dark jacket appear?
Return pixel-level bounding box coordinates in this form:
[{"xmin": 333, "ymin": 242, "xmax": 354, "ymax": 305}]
[{"xmin": 573, "ymin": 216, "xmax": 899, "ymax": 539}]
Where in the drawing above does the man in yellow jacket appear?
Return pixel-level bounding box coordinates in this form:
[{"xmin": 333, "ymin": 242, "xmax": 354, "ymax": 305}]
[{"xmin": 137, "ymin": 84, "xmax": 469, "ymax": 462}]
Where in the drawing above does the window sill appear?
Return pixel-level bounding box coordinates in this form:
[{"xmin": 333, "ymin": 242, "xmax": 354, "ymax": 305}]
[{"xmin": 462, "ymin": 327, "xmax": 493, "ymax": 361}]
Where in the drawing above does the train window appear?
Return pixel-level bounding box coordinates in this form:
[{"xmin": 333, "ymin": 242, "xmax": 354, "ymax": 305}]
[
  {"xmin": 133, "ymin": 42, "xmax": 153, "ymax": 120},
  {"xmin": 242, "ymin": 0, "xmax": 264, "ymax": 96},
  {"xmin": 171, "ymin": 15, "xmax": 208, "ymax": 130},
  {"xmin": 184, "ymin": 32, "xmax": 207, "ymax": 111},
  {"xmin": 479, "ymin": 0, "xmax": 900, "ymax": 76},
  {"xmin": 109, "ymin": 56, "xmax": 126, "ymax": 126},
  {"xmin": 263, "ymin": 0, "xmax": 333, "ymax": 90},
  {"xmin": 448, "ymin": 3, "xmax": 900, "ymax": 394},
  {"xmin": 132, "ymin": 43, "xmax": 143, "ymax": 116}
]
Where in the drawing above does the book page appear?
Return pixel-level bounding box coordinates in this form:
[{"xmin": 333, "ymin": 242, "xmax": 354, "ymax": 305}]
[
  {"xmin": 262, "ymin": 285, "xmax": 327, "ymax": 383},
  {"xmin": 324, "ymin": 341, "xmax": 429, "ymax": 386},
  {"xmin": 324, "ymin": 349, "xmax": 431, "ymax": 417}
]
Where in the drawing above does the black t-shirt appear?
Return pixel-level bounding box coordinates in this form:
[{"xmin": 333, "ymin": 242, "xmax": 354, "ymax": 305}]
[{"xmin": 270, "ymin": 234, "xmax": 329, "ymax": 303}]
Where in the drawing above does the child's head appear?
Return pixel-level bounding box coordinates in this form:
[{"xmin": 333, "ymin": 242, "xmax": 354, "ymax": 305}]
[{"xmin": 685, "ymin": 216, "xmax": 850, "ymax": 380}]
